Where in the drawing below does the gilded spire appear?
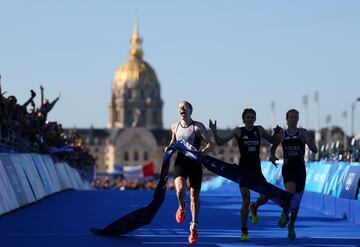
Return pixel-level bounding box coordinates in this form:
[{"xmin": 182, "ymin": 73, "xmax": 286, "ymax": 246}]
[
  {"xmin": 129, "ymin": 16, "xmax": 143, "ymax": 60},
  {"xmin": 132, "ymin": 16, "xmax": 139, "ymax": 40}
]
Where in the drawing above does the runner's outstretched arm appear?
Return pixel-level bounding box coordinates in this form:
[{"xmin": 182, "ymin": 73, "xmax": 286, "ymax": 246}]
[{"xmin": 209, "ymin": 119, "xmax": 236, "ymax": 145}]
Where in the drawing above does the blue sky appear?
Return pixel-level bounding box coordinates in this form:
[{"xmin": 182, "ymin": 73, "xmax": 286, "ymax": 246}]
[{"xmin": 1, "ymin": 0, "xmax": 360, "ymax": 134}]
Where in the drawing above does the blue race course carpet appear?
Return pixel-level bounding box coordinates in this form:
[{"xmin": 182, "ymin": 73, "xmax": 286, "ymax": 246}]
[{"xmin": 1, "ymin": 183, "xmax": 360, "ymax": 247}]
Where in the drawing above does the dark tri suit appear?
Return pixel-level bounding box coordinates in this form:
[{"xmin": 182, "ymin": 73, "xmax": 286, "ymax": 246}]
[
  {"xmin": 173, "ymin": 121, "xmax": 203, "ymax": 190},
  {"xmin": 236, "ymin": 126, "xmax": 266, "ymax": 186},
  {"xmin": 281, "ymin": 129, "xmax": 306, "ymax": 192}
]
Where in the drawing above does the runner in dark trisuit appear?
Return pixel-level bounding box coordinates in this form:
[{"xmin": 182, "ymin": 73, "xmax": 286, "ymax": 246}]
[
  {"xmin": 270, "ymin": 109, "xmax": 318, "ymax": 240},
  {"xmin": 169, "ymin": 101, "xmax": 213, "ymax": 244},
  {"xmin": 209, "ymin": 108, "xmax": 276, "ymax": 241}
]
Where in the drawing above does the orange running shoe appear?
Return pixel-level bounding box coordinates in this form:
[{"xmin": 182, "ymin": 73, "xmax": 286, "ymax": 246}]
[
  {"xmin": 175, "ymin": 207, "xmax": 185, "ymax": 223},
  {"xmin": 188, "ymin": 222, "xmax": 198, "ymax": 244}
]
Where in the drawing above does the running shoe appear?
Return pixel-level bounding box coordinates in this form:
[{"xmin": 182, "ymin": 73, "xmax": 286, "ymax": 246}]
[
  {"xmin": 278, "ymin": 210, "xmax": 289, "ymax": 228},
  {"xmin": 287, "ymin": 223, "xmax": 296, "ymax": 240},
  {"xmin": 188, "ymin": 222, "xmax": 198, "ymax": 244},
  {"xmin": 249, "ymin": 203, "xmax": 258, "ymax": 224},
  {"xmin": 175, "ymin": 207, "xmax": 185, "ymax": 223},
  {"xmin": 240, "ymin": 227, "xmax": 248, "ymax": 241}
]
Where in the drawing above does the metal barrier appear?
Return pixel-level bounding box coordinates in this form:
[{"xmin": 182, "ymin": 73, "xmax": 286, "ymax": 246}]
[
  {"xmin": 0, "ymin": 153, "xmax": 92, "ymax": 216},
  {"xmin": 0, "ymin": 126, "xmax": 40, "ymax": 153}
]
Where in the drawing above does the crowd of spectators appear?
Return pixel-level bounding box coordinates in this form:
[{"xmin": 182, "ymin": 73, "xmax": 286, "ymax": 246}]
[
  {"xmin": 92, "ymin": 176, "xmax": 175, "ymax": 190},
  {"xmin": 91, "ymin": 174, "xmax": 216, "ymax": 191},
  {"xmin": 0, "ymin": 80, "xmax": 95, "ymax": 171}
]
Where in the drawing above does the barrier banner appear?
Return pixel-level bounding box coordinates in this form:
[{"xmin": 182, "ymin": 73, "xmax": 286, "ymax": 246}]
[
  {"xmin": 0, "ymin": 153, "xmax": 91, "ymax": 215},
  {"xmin": 32, "ymin": 154, "xmax": 55, "ymax": 195},
  {"xmin": 319, "ymin": 163, "xmax": 338, "ymax": 195},
  {"xmin": 54, "ymin": 162, "xmax": 72, "ymax": 190},
  {"xmin": 305, "ymin": 162, "xmax": 323, "ymax": 193},
  {"xmin": 9, "ymin": 155, "xmax": 36, "ymax": 204},
  {"xmin": 326, "ymin": 162, "xmax": 350, "ymax": 197},
  {"xmin": 64, "ymin": 165, "xmax": 81, "ymax": 190},
  {"xmin": 316, "ymin": 163, "xmax": 332, "ymax": 193},
  {"xmin": 307, "ymin": 162, "xmax": 336, "ymax": 196},
  {"xmin": 340, "ymin": 165, "xmax": 360, "ymax": 199},
  {"xmin": 305, "ymin": 163, "xmax": 315, "ymax": 191},
  {"xmin": 62, "ymin": 164, "xmax": 75, "ymax": 189},
  {"xmin": 21, "ymin": 154, "xmax": 47, "ymax": 200},
  {"xmin": 42, "ymin": 155, "xmax": 62, "ymax": 192},
  {"xmin": 0, "ymin": 155, "xmax": 28, "ymax": 207},
  {"xmin": 123, "ymin": 165, "xmax": 143, "ymax": 180},
  {"xmin": 0, "ymin": 161, "xmax": 19, "ymax": 214},
  {"xmin": 71, "ymin": 166, "xmax": 86, "ymax": 190}
]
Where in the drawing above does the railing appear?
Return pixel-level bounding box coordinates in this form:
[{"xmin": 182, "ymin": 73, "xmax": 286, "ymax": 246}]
[{"xmin": 0, "ymin": 125, "xmax": 40, "ymax": 153}]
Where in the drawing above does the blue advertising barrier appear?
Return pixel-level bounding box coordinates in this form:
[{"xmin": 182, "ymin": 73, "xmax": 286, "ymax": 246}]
[
  {"xmin": 20, "ymin": 154, "xmax": 47, "ymax": 200},
  {"xmin": 0, "ymin": 159, "xmax": 19, "ymax": 213},
  {"xmin": 0, "ymin": 153, "xmax": 91, "ymax": 216},
  {"xmin": 0, "ymin": 155, "xmax": 28, "ymax": 207},
  {"xmin": 261, "ymin": 161, "xmax": 360, "ymax": 200},
  {"xmin": 203, "ymin": 160, "xmax": 360, "ymax": 223},
  {"xmin": 260, "ymin": 160, "xmax": 360, "ymax": 223},
  {"xmin": 340, "ymin": 164, "xmax": 360, "ymax": 199},
  {"xmin": 55, "ymin": 162, "xmax": 73, "ymax": 190},
  {"xmin": 9, "ymin": 155, "xmax": 36, "ymax": 204}
]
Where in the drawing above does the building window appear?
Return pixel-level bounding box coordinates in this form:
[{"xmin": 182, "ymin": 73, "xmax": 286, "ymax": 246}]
[
  {"xmin": 124, "ymin": 151, "xmax": 129, "ymax": 161},
  {"xmin": 143, "ymin": 151, "xmax": 148, "ymax": 161},
  {"xmin": 126, "ymin": 110, "xmax": 132, "ymax": 126},
  {"xmin": 141, "ymin": 110, "xmax": 146, "ymax": 126},
  {"xmin": 134, "ymin": 151, "xmax": 139, "ymax": 161},
  {"xmin": 140, "ymin": 89, "xmax": 145, "ymax": 99},
  {"xmin": 152, "ymin": 110, "xmax": 157, "ymax": 124},
  {"xmin": 114, "ymin": 111, "xmax": 118, "ymax": 122}
]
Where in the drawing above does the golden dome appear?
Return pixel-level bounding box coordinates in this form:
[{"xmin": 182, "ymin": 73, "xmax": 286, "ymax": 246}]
[
  {"xmin": 113, "ymin": 59, "xmax": 158, "ymax": 88},
  {"xmin": 112, "ymin": 17, "xmax": 159, "ymax": 89}
]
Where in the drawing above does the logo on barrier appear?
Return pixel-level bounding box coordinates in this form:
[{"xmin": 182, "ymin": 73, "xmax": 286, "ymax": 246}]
[{"xmin": 345, "ymin": 172, "xmax": 355, "ymax": 191}]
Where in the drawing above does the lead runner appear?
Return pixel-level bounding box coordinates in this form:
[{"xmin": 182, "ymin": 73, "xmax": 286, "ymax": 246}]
[{"xmin": 169, "ymin": 100, "xmax": 213, "ymax": 244}]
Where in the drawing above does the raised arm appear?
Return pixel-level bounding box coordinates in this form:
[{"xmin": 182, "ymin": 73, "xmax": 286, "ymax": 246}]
[
  {"xmin": 29, "ymin": 99, "xmax": 36, "ymax": 112},
  {"xmin": 300, "ymin": 128, "xmax": 318, "ymax": 153},
  {"xmin": 45, "ymin": 94, "xmax": 60, "ymax": 113},
  {"xmin": 258, "ymin": 125, "xmax": 275, "ymax": 144},
  {"xmin": 195, "ymin": 122, "xmax": 214, "ymax": 155},
  {"xmin": 209, "ymin": 119, "xmax": 236, "ymax": 145},
  {"xmin": 40, "ymin": 85, "xmax": 44, "ymax": 108},
  {"xmin": 269, "ymin": 131, "xmax": 284, "ymax": 166},
  {"xmin": 22, "ymin": 90, "xmax": 36, "ymax": 109}
]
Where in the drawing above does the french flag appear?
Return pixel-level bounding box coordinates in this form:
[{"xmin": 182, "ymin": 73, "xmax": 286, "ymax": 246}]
[{"xmin": 122, "ymin": 162, "xmax": 154, "ymax": 180}]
